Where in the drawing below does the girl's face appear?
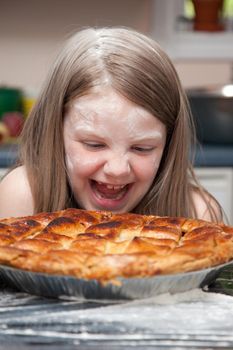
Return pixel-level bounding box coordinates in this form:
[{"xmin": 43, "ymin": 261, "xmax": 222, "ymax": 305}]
[{"xmin": 63, "ymin": 88, "xmax": 166, "ymax": 213}]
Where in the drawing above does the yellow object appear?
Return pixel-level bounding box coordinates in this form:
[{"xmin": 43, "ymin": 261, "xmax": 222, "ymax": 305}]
[
  {"xmin": 22, "ymin": 96, "xmax": 36, "ymax": 118},
  {"xmin": 0, "ymin": 121, "xmax": 10, "ymax": 143}
]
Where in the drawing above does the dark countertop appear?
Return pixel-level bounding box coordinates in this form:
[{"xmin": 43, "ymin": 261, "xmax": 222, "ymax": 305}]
[
  {"xmin": 194, "ymin": 144, "xmax": 233, "ymax": 167},
  {"xmin": 0, "ymin": 143, "xmax": 233, "ymax": 168},
  {"xmin": 0, "ymin": 144, "xmax": 19, "ymax": 168}
]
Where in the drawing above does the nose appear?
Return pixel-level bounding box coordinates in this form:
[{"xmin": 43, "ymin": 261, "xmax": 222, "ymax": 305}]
[{"xmin": 103, "ymin": 154, "xmax": 131, "ymax": 178}]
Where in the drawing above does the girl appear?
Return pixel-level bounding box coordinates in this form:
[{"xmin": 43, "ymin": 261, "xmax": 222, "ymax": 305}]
[{"xmin": 0, "ymin": 27, "xmax": 223, "ymax": 222}]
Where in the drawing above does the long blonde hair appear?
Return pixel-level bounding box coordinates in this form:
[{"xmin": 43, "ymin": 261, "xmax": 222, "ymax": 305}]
[{"xmin": 20, "ymin": 27, "xmax": 221, "ymax": 220}]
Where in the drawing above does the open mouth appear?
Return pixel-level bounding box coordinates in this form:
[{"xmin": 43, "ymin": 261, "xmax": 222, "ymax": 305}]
[{"xmin": 90, "ymin": 180, "xmax": 131, "ymax": 201}]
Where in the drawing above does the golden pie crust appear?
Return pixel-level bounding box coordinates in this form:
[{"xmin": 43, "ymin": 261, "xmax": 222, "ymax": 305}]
[{"xmin": 0, "ymin": 208, "xmax": 232, "ymax": 283}]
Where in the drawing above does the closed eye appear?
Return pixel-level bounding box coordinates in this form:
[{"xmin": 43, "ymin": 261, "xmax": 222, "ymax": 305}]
[
  {"xmin": 83, "ymin": 142, "xmax": 106, "ymax": 149},
  {"xmin": 132, "ymin": 146, "xmax": 155, "ymax": 153}
]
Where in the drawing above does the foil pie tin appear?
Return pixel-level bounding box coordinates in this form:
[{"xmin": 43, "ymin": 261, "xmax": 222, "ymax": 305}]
[{"xmin": 1, "ymin": 261, "xmax": 233, "ymax": 300}]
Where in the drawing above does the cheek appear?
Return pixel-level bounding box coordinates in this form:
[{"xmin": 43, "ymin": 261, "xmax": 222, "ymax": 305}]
[
  {"xmin": 65, "ymin": 144, "xmax": 100, "ymax": 177},
  {"xmin": 133, "ymin": 153, "xmax": 163, "ymax": 182}
]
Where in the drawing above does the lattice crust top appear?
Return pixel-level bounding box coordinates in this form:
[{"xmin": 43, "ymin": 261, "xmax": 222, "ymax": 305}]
[{"xmin": 0, "ymin": 208, "xmax": 232, "ymax": 282}]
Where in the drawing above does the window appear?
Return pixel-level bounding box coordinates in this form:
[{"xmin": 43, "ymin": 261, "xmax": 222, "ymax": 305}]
[{"xmin": 152, "ymin": 0, "xmax": 233, "ymax": 60}]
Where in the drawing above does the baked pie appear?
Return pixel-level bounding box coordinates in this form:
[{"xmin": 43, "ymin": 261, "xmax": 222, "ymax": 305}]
[{"xmin": 0, "ymin": 208, "xmax": 232, "ymax": 283}]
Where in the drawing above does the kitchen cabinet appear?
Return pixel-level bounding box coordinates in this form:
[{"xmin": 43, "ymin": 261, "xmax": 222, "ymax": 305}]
[{"xmin": 195, "ymin": 167, "xmax": 233, "ymax": 224}]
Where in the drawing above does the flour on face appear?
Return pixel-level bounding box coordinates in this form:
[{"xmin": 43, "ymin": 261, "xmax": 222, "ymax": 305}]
[{"xmin": 63, "ymin": 87, "xmax": 166, "ymax": 212}]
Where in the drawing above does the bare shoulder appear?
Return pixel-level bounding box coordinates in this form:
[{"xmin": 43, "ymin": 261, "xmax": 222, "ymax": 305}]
[
  {"xmin": 0, "ymin": 166, "xmax": 34, "ymax": 219},
  {"xmin": 192, "ymin": 188, "xmax": 223, "ymax": 223}
]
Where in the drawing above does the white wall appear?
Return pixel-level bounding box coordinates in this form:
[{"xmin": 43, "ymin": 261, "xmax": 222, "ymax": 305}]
[
  {"xmin": 174, "ymin": 61, "xmax": 232, "ymax": 89},
  {"xmin": 0, "ymin": 0, "xmax": 151, "ymax": 92}
]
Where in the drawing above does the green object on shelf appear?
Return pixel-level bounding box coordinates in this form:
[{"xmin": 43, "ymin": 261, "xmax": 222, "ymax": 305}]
[
  {"xmin": 0, "ymin": 87, "xmax": 23, "ymax": 119},
  {"xmin": 208, "ymin": 264, "xmax": 233, "ymax": 295}
]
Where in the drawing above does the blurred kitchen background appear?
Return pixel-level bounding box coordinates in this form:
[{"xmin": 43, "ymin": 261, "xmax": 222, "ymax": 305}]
[{"xmin": 0, "ymin": 0, "xmax": 233, "ymax": 223}]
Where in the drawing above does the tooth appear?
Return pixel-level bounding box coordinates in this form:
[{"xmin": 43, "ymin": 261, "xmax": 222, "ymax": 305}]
[
  {"xmin": 97, "ymin": 182, "xmax": 126, "ymax": 190},
  {"xmin": 117, "ymin": 185, "xmax": 126, "ymax": 189}
]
